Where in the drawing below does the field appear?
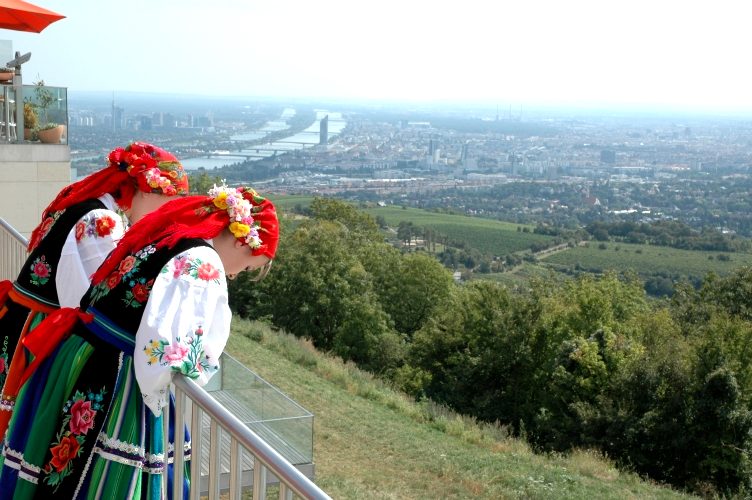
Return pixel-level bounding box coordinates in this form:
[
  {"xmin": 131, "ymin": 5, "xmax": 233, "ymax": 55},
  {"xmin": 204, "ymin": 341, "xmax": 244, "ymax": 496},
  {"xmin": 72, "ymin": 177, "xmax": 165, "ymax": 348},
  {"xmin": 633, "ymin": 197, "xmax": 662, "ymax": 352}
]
[
  {"xmin": 227, "ymin": 319, "xmax": 693, "ymax": 500},
  {"xmin": 362, "ymin": 206, "xmax": 556, "ymax": 255},
  {"xmin": 542, "ymin": 241, "xmax": 752, "ymax": 278},
  {"xmin": 271, "ymin": 195, "xmax": 317, "ymax": 213}
]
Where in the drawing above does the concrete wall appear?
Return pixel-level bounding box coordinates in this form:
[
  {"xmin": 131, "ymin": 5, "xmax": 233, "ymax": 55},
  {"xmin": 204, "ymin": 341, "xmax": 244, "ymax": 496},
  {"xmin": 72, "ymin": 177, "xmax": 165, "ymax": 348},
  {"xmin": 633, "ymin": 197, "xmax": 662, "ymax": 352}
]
[{"xmin": 0, "ymin": 144, "xmax": 71, "ymax": 237}]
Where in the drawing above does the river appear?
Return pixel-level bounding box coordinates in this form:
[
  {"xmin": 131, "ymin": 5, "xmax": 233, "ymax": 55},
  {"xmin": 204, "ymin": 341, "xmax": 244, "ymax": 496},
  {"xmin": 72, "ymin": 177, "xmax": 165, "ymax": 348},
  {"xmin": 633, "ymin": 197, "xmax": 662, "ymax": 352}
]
[{"xmin": 181, "ymin": 109, "xmax": 346, "ymax": 170}]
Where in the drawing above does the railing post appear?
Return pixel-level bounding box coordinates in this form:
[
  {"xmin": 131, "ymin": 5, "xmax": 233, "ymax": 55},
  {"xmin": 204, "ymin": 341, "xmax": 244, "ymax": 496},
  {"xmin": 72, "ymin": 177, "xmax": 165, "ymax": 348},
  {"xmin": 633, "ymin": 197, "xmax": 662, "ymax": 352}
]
[
  {"xmin": 229, "ymin": 437, "xmax": 242, "ymax": 500},
  {"xmin": 162, "ymin": 394, "xmax": 171, "ymax": 496},
  {"xmin": 189, "ymin": 403, "xmax": 202, "ymax": 500},
  {"xmin": 253, "ymin": 463, "xmax": 267, "ymax": 500},
  {"xmin": 174, "ymin": 385, "xmax": 186, "ymax": 500},
  {"xmin": 209, "ymin": 419, "xmax": 221, "ymax": 499}
]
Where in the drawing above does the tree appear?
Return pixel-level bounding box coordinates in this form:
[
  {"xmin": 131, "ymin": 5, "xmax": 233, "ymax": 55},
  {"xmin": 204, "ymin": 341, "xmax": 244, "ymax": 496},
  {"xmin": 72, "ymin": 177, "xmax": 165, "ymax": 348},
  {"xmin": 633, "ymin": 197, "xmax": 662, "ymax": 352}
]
[
  {"xmin": 390, "ymin": 252, "xmax": 453, "ymax": 337},
  {"xmin": 397, "ymin": 221, "xmax": 416, "ymax": 248},
  {"xmin": 261, "ymin": 220, "xmax": 370, "ymax": 349},
  {"xmin": 188, "ymin": 172, "xmax": 224, "ymax": 195},
  {"xmin": 309, "ymin": 197, "xmax": 382, "ymax": 244}
]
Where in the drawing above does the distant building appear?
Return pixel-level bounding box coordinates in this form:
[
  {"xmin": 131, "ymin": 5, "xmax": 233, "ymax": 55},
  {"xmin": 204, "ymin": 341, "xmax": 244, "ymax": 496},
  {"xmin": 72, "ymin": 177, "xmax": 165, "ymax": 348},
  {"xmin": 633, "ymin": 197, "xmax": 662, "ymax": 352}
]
[
  {"xmin": 600, "ymin": 150, "xmax": 616, "ymax": 164},
  {"xmin": 319, "ymin": 115, "xmax": 329, "ymax": 145},
  {"xmin": 112, "ymin": 106, "xmax": 124, "ymax": 131},
  {"xmin": 163, "ymin": 113, "xmax": 176, "ymax": 128},
  {"xmin": 138, "ymin": 116, "xmax": 152, "ymax": 130}
]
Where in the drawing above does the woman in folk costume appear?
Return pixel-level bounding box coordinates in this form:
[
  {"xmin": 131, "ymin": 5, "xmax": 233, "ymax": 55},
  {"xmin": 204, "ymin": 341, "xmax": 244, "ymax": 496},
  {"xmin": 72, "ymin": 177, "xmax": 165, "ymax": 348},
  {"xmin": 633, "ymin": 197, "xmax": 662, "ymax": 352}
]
[
  {"xmin": 0, "ymin": 184, "xmax": 279, "ymax": 499},
  {"xmin": 0, "ymin": 142, "xmax": 188, "ymax": 437}
]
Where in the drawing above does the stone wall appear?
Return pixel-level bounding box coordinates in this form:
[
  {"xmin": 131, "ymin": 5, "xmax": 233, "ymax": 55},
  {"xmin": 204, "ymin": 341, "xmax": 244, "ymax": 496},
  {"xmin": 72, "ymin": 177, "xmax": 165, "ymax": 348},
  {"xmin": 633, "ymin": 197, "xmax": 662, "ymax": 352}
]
[{"xmin": 0, "ymin": 144, "xmax": 71, "ymax": 237}]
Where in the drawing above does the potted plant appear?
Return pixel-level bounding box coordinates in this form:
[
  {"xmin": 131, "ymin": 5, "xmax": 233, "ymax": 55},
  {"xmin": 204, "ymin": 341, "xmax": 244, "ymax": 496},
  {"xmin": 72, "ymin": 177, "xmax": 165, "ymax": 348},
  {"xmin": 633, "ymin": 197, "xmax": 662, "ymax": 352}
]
[
  {"xmin": 0, "ymin": 67, "xmax": 12, "ymax": 81},
  {"xmin": 33, "ymin": 79, "xmax": 65, "ymax": 144},
  {"xmin": 23, "ymin": 101, "xmax": 37, "ymax": 140}
]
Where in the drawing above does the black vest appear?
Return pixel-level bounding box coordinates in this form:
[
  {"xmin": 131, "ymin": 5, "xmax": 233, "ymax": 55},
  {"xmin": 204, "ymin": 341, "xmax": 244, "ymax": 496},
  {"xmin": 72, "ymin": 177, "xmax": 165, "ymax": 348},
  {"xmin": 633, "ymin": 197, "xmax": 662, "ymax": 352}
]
[
  {"xmin": 83, "ymin": 238, "xmax": 213, "ymax": 335},
  {"xmin": 15, "ymin": 199, "xmax": 106, "ymax": 307}
]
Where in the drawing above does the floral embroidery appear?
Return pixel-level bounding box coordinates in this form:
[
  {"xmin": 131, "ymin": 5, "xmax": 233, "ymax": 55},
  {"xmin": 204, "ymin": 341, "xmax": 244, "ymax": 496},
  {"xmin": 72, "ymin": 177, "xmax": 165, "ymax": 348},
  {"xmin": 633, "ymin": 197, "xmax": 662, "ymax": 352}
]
[
  {"xmin": 74, "ymin": 213, "xmax": 118, "ymax": 242},
  {"xmin": 122, "ymin": 278, "xmax": 154, "ymax": 308},
  {"xmin": 197, "ymin": 262, "xmax": 220, "ymax": 281},
  {"xmin": 43, "ymin": 388, "xmax": 107, "ymax": 491},
  {"xmin": 0, "ymin": 336, "xmax": 8, "ymax": 390},
  {"xmin": 135, "ymin": 245, "xmax": 156, "ymax": 260},
  {"xmin": 143, "ymin": 327, "xmax": 217, "ymax": 379},
  {"xmin": 89, "ymin": 244, "xmax": 156, "ymax": 303},
  {"xmin": 29, "ymin": 255, "xmax": 52, "ymax": 286},
  {"xmin": 160, "ymin": 256, "xmax": 222, "ymax": 284},
  {"xmin": 38, "ymin": 211, "xmax": 62, "ymax": 241}
]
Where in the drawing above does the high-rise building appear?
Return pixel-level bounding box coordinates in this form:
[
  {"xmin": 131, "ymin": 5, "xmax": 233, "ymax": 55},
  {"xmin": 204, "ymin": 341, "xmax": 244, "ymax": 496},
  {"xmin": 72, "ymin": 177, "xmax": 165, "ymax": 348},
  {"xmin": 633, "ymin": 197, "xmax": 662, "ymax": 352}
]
[
  {"xmin": 139, "ymin": 116, "xmax": 152, "ymax": 130},
  {"xmin": 319, "ymin": 115, "xmax": 329, "ymax": 145},
  {"xmin": 112, "ymin": 106, "xmax": 124, "ymax": 131}
]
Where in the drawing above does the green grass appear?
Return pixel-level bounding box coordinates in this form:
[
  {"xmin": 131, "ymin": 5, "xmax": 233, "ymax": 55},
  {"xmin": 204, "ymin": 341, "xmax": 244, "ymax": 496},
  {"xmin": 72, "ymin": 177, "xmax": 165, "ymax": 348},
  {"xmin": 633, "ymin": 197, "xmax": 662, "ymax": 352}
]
[
  {"xmin": 226, "ymin": 318, "xmax": 694, "ymax": 500},
  {"xmin": 480, "ymin": 263, "xmax": 561, "ymax": 288},
  {"xmin": 270, "ymin": 195, "xmax": 317, "ymax": 213},
  {"xmin": 542, "ymin": 241, "xmax": 752, "ymax": 278},
  {"xmin": 362, "ymin": 206, "xmax": 555, "ymax": 255}
]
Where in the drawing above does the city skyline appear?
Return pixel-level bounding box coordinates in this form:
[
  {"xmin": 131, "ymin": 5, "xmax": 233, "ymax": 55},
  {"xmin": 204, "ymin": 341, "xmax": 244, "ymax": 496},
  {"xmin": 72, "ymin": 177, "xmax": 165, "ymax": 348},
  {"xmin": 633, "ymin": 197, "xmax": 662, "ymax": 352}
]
[{"xmin": 3, "ymin": 0, "xmax": 752, "ymax": 113}]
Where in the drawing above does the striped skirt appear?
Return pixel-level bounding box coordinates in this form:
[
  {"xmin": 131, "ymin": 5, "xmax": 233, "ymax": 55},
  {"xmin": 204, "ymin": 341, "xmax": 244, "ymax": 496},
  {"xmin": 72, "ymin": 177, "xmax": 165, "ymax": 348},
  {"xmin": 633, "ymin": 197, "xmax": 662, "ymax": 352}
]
[{"xmin": 0, "ymin": 311, "xmax": 190, "ymax": 499}]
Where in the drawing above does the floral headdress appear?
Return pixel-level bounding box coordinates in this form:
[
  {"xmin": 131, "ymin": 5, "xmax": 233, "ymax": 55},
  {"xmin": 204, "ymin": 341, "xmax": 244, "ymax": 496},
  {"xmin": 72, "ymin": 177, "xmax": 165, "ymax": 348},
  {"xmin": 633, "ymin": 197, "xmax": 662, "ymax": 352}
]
[
  {"xmin": 107, "ymin": 142, "xmax": 189, "ymax": 196},
  {"xmin": 91, "ymin": 186, "xmax": 279, "ymax": 286},
  {"xmin": 27, "ymin": 141, "xmax": 189, "ymax": 251},
  {"xmin": 207, "ymin": 184, "xmax": 262, "ymax": 248},
  {"xmin": 206, "ymin": 184, "xmax": 279, "ymax": 258}
]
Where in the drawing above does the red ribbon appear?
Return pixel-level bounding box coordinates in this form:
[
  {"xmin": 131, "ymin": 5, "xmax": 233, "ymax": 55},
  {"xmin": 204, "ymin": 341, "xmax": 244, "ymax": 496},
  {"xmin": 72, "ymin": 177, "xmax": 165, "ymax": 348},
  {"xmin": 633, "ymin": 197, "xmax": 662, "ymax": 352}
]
[
  {"xmin": 19, "ymin": 307, "xmax": 93, "ymax": 387},
  {"xmin": 0, "ymin": 280, "xmax": 11, "ymax": 305}
]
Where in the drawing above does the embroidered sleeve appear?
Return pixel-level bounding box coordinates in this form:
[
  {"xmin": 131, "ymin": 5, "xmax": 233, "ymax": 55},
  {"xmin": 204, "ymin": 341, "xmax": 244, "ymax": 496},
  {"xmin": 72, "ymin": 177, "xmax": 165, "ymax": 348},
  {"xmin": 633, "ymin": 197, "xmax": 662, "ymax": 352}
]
[
  {"xmin": 133, "ymin": 246, "xmax": 231, "ymax": 416},
  {"xmin": 56, "ymin": 208, "xmax": 127, "ymax": 308}
]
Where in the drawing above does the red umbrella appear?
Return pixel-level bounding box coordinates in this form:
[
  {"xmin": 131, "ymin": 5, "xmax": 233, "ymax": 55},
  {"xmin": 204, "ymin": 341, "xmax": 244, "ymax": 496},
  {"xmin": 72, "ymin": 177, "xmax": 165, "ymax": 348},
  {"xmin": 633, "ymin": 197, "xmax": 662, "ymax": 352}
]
[{"xmin": 0, "ymin": 0, "xmax": 64, "ymax": 33}]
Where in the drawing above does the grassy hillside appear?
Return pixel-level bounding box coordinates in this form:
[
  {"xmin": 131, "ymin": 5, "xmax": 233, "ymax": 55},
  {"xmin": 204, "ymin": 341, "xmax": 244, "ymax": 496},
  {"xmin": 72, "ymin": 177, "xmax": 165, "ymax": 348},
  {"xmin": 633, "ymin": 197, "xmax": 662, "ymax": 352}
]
[
  {"xmin": 542, "ymin": 241, "xmax": 752, "ymax": 277},
  {"xmin": 227, "ymin": 319, "xmax": 694, "ymax": 500}
]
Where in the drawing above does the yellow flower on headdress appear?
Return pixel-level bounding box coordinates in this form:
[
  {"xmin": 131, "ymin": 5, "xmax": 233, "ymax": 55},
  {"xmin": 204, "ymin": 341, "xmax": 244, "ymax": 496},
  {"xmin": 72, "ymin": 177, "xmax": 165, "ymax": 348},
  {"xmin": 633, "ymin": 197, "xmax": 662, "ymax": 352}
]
[
  {"xmin": 229, "ymin": 221, "xmax": 251, "ymax": 238},
  {"xmin": 213, "ymin": 191, "xmax": 229, "ymax": 210}
]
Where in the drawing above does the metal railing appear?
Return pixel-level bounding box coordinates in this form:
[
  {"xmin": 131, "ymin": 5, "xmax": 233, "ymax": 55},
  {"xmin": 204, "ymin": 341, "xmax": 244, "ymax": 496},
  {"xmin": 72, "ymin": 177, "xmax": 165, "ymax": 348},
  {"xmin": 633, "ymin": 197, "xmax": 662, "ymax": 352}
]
[
  {"xmin": 0, "ymin": 217, "xmax": 28, "ymax": 280},
  {"xmin": 0, "ymin": 216, "xmax": 330, "ymax": 499},
  {"xmin": 172, "ymin": 376, "xmax": 330, "ymax": 500}
]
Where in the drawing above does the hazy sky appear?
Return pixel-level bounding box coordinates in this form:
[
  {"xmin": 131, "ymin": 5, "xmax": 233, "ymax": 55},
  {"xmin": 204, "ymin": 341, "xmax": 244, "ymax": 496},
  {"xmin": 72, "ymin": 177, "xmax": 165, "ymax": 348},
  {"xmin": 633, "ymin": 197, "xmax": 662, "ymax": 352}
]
[{"xmin": 3, "ymin": 0, "xmax": 752, "ymax": 111}]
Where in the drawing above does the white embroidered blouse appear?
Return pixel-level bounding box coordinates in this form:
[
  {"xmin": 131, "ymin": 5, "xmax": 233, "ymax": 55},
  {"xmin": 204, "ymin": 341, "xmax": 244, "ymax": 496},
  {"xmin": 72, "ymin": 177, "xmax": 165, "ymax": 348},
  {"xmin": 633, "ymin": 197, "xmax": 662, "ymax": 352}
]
[
  {"xmin": 56, "ymin": 194, "xmax": 128, "ymax": 307},
  {"xmin": 132, "ymin": 244, "xmax": 231, "ymax": 416}
]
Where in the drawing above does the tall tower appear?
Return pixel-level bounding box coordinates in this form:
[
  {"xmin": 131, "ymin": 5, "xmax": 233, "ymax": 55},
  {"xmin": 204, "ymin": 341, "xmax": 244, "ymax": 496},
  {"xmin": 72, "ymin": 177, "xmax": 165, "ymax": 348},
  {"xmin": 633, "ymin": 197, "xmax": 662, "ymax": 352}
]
[{"xmin": 319, "ymin": 115, "xmax": 329, "ymax": 146}]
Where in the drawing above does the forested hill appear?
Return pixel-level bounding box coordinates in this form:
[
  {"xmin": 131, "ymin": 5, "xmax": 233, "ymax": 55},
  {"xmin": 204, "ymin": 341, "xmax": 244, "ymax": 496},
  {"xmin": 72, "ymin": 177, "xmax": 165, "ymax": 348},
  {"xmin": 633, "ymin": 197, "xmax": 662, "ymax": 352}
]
[
  {"xmin": 228, "ymin": 197, "xmax": 752, "ymax": 497},
  {"xmin": 228, "ymin": 319, "xmax": 692, "ymax": 499}
]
